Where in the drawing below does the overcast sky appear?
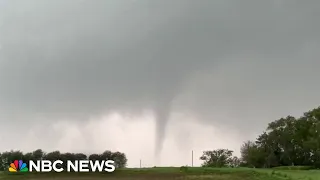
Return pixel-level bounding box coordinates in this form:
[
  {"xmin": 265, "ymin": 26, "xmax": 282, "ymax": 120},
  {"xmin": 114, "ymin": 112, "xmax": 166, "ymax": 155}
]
[{"xmin": 0, "ymin": 0, "xmax": 320, "ymax": 167}]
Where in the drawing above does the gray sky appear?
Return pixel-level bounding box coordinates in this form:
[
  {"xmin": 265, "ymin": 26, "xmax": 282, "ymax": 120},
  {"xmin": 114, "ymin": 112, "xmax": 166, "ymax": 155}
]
[{"xmin": 0, "ymin": 0, "xmax": 320, "ymax": 167}]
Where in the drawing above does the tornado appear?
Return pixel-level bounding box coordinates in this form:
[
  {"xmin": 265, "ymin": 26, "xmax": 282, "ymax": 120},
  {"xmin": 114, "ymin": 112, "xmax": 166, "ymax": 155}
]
[{"xmin": 153, "ymin": 100, "xmax": 171, "ymax": 163}]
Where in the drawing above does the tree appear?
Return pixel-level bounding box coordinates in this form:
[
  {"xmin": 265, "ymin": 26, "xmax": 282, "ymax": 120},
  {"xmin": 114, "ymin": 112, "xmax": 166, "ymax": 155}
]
[
  {"xmin": 43, "ymin": 151, "xmax": 61, "ymax": 162},
  {"xmin": 240, "ymin": 141, "xmax": 266, "ymax": 168},
  {"xmin": 229, "ymin": 156, "xmax": 241, "ymax": 167},
  {"xmin": 74, "ymin": 153, "xmax": 87, "ymax": 160},
  {"xmin": 240, "ymin": 106, "xmax": 320, "ymax": 168},
  {"xmin": 0, "ymin": 153, "xmax": 3, "ymax": 171},
  {"xmin": 0, "ymin": 150, "xmax": 24, "ymax": 171},
  {"xmin": 88, "ymin": 153, "xmax": 100, "ymax": 161},
  {"xmin": 200, "ymin": 149, "xmax": 234, "ymax": 167},
  {"xmin": 99, "ymin": 150, "xmax": 112, "ymax": 161},
  {"xmin": 23, "ymin": 152, "xmax": 33, "ymax": 162},
  {"xmin": 32, "ymin": 149, "xmax": 45, "ymax": 160},
  {"xmin": 111, "ymin": 151, "xmax": 127, "ymax": 168}
]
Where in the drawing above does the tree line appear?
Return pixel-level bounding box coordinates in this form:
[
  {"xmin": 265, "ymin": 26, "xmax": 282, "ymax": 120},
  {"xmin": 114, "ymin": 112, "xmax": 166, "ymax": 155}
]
[
  {"xmin": 1, "ymin": 106, "xmax": 319, "ymax": 170},
  {"xmin": 0, "ymin": 149, "xmax": 127, "ymax": 171},
  {"xmin": 200, "ymin": 106, "xmax": 320, "ymax": 169}
]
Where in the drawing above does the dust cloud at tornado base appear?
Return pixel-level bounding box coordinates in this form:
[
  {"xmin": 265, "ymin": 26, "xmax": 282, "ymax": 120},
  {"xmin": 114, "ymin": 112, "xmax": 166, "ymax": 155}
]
[{"xmin": 0, "ymin": 0, "xmax": 320, "ymax": 165}]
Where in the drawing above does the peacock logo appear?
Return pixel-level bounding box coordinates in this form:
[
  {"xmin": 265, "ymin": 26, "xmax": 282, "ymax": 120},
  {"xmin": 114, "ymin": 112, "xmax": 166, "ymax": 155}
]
[{"xmin": 9, "ymin": 160, "xmax": 29, "ymax": 172}]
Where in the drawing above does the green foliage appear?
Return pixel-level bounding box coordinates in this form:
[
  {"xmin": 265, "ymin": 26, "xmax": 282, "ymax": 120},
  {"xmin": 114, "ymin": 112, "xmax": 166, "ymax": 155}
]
[
  {"xmin": 241, "ymin": 106, "xmax": 320, "ymax": 169},
  {"xmin": 200, "ymin": 149, "xmax": 239, "ymax": 168},
  {"xmin": 111, "ymin": 151, "xmax": 127, "ymax": 168},
  {"xmin": 179, "ymin": 166, "xmax": 189, "ymax": 172}
]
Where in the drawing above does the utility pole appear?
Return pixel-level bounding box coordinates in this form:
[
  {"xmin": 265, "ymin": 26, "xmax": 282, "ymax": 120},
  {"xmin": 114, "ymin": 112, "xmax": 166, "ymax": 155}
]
[
  {"xmin": 192, "ymin": 150, "xmax": 193, "ymax": 167},
  {"xmin": 140, "ymin": 159, "xmax": 141, "ymax": 168}
]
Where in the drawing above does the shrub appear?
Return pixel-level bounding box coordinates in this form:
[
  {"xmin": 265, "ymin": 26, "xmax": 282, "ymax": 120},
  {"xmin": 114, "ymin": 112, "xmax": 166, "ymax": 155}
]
[{"xmin": 180, "ymin": 166, "xmax": 189, "ymax": 172}]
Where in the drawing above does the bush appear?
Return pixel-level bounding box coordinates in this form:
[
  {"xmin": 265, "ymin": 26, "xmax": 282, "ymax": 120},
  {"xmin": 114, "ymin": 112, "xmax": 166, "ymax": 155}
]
[{"xmin": 180, "ymin": 166, "xmax": 189, "ymax": 172}]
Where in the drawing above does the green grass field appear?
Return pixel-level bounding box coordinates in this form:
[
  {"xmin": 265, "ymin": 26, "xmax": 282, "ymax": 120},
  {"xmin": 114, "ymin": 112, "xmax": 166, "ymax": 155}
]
[{"xmin": 1, "ymin": 167, "xmax": 319, "ymax": 180}]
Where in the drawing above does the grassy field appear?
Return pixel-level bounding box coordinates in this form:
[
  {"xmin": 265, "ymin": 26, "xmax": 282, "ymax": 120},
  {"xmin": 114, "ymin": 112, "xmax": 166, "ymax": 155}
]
[{"xmin": 1, "ymin": 167, "xmax": 319, "ymax": 180}]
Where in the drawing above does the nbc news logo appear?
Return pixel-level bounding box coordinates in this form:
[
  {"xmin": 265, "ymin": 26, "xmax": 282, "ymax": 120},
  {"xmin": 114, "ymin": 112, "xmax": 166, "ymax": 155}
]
[{"xmin": 9, "ymin": 159, "xmax": 115, "ymax": 172}]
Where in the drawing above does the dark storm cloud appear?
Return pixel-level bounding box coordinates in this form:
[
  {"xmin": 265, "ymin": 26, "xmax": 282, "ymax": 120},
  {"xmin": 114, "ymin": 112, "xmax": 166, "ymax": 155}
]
[{"xmin": 1, "ymin": 0, "xmax": 320, "ymax": 154}]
